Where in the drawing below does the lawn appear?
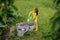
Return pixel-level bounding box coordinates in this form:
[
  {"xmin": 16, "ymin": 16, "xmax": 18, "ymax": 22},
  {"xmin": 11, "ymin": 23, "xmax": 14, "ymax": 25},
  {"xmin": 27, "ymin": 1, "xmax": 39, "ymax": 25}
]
[{"xmin": 9, "ymin": 0, "xmax": 57, "ymax": 40}]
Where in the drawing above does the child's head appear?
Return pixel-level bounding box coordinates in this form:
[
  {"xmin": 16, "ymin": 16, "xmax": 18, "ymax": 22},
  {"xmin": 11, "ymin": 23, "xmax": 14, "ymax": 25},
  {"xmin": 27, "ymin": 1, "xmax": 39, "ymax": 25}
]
[{"xmin": 34, "ymin": 8, "xmax": 38, "ymax": 15}]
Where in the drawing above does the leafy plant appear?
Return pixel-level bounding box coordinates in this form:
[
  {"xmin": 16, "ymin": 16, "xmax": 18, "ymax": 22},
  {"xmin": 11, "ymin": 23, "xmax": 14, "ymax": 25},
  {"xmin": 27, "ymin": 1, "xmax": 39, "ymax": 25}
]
[
  {"xmin": 50, "ymin": 11, "xmax": 60, "ymax": 40},
  {"xmin": 0, "ymin": 0, "xmax": 24, "ymax": 39}
]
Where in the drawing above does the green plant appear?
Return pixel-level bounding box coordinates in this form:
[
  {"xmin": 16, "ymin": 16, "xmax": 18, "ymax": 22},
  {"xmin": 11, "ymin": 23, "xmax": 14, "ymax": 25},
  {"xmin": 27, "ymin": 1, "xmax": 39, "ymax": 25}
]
[
  {"xmin": 50, "ymin": 11, "xmax": 60, "ymax": 40},
  {"xmin": 0, "ymin": 0, "xmax": 25, "ymax": 40}
]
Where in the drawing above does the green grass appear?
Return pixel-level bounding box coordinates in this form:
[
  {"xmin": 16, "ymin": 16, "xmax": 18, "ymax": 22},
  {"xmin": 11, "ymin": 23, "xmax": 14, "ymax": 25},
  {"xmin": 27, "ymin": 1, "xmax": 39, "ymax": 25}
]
[{"xmin": 9, "ymin": 0, "xmax": 57, "ymax": 40}]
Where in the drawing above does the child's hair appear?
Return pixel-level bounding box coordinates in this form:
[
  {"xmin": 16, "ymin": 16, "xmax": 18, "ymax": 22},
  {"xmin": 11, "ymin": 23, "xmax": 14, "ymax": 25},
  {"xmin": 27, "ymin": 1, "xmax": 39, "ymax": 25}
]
[{"xmin": 34, "ymin": 8, "xmax": 38, "ymax": 16}]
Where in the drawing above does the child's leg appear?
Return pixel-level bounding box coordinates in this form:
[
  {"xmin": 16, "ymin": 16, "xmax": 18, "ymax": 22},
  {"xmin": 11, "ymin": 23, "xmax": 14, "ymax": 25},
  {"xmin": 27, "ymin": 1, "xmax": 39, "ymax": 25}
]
[{"xmin": 34, "ymin": 24, "xmax": 38, "ymax": 31}]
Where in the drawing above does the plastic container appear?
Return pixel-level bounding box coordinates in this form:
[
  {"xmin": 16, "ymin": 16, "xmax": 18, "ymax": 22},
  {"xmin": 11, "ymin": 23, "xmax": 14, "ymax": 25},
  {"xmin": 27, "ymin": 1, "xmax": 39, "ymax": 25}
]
[
  {"xmin": 16, "ymin": 22, "xmax": 34, "ymax": 37},
  {"xmin": 27, "ymin": 22, "xmax": 34, "ymax": 31}
]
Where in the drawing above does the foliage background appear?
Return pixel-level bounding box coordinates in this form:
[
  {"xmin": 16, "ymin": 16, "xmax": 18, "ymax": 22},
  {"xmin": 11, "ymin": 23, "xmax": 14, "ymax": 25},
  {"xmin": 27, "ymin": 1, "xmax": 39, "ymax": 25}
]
[{"xmin": 0, "ymin": 0, "xmax": 60, "ymax": 40}]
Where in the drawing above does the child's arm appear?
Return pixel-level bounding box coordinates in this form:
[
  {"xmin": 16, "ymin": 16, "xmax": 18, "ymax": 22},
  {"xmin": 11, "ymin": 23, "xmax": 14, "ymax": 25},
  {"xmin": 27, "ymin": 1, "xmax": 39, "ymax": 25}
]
[
  {"xmin": 27, "ymin": 11, "xmax": 32, "ymax": 22},
  {"xmin": 28, "ymin": 11, "xmax": 32, "ymax": 17}
]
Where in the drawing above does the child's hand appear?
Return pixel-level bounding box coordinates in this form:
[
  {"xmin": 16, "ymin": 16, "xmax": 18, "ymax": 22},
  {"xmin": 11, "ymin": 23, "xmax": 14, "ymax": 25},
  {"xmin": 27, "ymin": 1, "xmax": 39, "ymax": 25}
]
[{"xmin": 27, "ymin": 19, "xmax": 29, "ymax": 22}]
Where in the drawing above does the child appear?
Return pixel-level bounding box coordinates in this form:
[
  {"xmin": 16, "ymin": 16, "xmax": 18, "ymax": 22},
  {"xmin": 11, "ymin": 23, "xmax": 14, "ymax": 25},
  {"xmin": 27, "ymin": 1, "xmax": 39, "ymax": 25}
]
[{"xmin": 27, "ymin": 8, "xmax": 38, "ymax": 31}]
